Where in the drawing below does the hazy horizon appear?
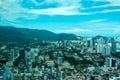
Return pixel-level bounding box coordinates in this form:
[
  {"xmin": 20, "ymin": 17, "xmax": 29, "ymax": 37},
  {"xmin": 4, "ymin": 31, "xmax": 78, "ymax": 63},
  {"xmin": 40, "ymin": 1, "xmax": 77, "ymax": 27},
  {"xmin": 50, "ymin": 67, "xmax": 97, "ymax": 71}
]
[{"xmin": 0, "ymin": 0, "xmax": 120, "ymax": 36}]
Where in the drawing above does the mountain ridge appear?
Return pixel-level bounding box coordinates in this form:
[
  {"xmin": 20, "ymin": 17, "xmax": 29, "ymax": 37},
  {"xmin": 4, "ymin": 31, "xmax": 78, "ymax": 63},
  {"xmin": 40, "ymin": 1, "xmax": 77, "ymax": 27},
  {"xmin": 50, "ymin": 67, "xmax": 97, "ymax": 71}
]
[{"xmin": 0, "ymin": 26, "xmax": 78, "ymax": 43}]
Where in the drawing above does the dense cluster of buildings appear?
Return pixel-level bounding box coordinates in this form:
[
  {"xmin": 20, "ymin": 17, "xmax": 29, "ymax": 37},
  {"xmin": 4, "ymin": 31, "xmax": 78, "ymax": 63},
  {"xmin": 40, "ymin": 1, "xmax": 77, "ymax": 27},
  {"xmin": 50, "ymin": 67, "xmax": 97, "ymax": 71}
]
[{"xmin": 0, "ymin": 36, "xmax": 120, "ymax": 80}]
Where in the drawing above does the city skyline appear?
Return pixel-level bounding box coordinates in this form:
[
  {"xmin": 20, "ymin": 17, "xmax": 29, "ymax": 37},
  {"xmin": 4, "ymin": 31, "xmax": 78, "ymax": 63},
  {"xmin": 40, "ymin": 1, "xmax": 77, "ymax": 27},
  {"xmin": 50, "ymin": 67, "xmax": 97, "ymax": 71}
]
[{"xmin": 0, "ymin": 0, "xmax": 120, "ymax": 36}]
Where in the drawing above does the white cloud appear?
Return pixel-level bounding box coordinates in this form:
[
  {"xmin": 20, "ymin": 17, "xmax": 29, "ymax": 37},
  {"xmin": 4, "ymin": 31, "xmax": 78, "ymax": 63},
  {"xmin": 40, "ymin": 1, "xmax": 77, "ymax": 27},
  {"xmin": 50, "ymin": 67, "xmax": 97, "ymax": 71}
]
[
  {"xmin": 89, "ymin": 19, "xmax": 107, "ymax": 23},
  {"xmin": 93, "ymin": 0, "xmax": 107, "ymax": 2},
  {"xmin": 76, "ymin": 21, "xmax": 120, "ymax": 36},
  {"xmin": 114, "ymin": 26, "xmax": 120, "ymax": 34},
  {"xmin": 29, "ymin": 6, "xmax": 90, "ymax": 15},
  {"xmin": 78, "ymin": 21, "xmax": 120, "ymax": 28},
  {"xmin": 93, "ymin": 9, "xmax": 120, "ymax": 14},
  {"xmin": 93, "ymin": 0, "xmax": 120, "ymax": 5},
  {"xmin": 90, "ymin": 4, "xmax": 120, "ymax": 9},
  {"xmin": 31, "ymin": 0, "xmax": 82, "ymax": 8},
  {"xmin": 62, "ymin": 28, "xmax": 92, "ymax": 33},
  {"xmin": 0, "ymin": 0, "xmax": 88, "ymax": 22},
  {"xmin": 107, "ymin": 0, "xmax": 120, "ymax": 5},
  {"xmin": 0, "ymin": 0, "xmax": 120, "ymax": 23},
  {"xmin": 0, "ymin": 0, "xmax": 37, "ymax": 22},
  {"xmin": 90, "ymin": 0, "xmax": 120, "ymax": 9},
  {"xmin": 28, "ymin": 0, "xmax": 86, "ymax": 16},
  {"xmin": 45, "ymin": 0, "xmax": 82, "ymax": 7},
  {"xmin": 31, "ymin": 0, "xmax": 44, "ymax": 6}
]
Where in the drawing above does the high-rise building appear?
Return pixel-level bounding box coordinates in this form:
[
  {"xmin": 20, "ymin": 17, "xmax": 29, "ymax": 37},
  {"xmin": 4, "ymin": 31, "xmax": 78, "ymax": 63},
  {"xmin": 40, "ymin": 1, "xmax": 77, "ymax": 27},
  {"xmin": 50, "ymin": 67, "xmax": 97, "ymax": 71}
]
[
  {"xmin": 105, "ymin": 57, "xmax": 116, "ymax": 68},
  {"xmin": 19, "ymin": 49, "xmax": 26, "ymax": 59},
  {"xmin": 97, "ymin": 43, "xmax": 103, "ymax": 54},
  {"xmin": 103, "ymin": 45, "xmax": 111, "ymax": 56},
  {"xmin": 44, "ymin": 75, "xmax": 48, "ymax": 80},
  {"xmin": 60, "ymin": 71, "xmax": 64, "ymax": 80},
  {"xmin": 27, "ymin": 61, "xmax": 33, "ymax": 72},
  {"xmin": 112, "ymin": 42, "xmax": 120, "ymax": 53},
  {"xmin": 112, "ymin": 42, "xmax": 116, "ymax": 53},
  {"xmin": 86, "ymin": 38, "xmax": 95, "ymax": 48},
  {"xmin": 97, "ymin": 38, "xmax": 105, "ymax": 44},
  {"xmin": 42, "ymin": 66, "xmax": 45, "ymax": 72},
  {"xmin": 10, "ymin": 49, "xmax": 14, "ymax": 62},
  {"xmin": 52, "ymin": 71, "xmax": 57, "ymax": 79},
  {"xmin": 86, "ymin": 39, "xmax": 90, "ymax": 48},
  {"xmin": 57, "ymin": 57, "xmax": 63, "ymax": 65},
  {"xmin": 3, "ymin": 68, "xmax": 14, "ymax": 80},
  {"xmin": 18, "ymin": 49, "xmax": 26, "ymax": 68},
  {"xmin": 116, "ymin": 42, "xmax": 120, "ymax": 52},
  {"xmin": 23, "ymin": 74, "xmax": 27, "ymax": 80},
  {"xmin": 90, "ymin": 38, "xmax": 95, "ymax": 47}
]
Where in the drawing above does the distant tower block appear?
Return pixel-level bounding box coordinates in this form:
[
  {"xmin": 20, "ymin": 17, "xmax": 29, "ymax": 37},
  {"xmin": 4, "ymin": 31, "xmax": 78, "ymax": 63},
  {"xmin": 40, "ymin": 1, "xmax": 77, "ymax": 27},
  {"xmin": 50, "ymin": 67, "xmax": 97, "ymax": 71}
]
[
  {"xmin": 116, "ymin": 42, "xmax": 120, "ymax": 52},
  {"xmin": 103, "ymin": 45, "xmax": 111, "ymax": 56},
  {"xmin": 105, "ymin": 57, "xmax": 116, "ymax": 68},
  {"xmin": 11, "ymin": 49, "xmax": 14, "ymax": 62},
  {"xmin": 97, "ymin": 43, "xmax": 103, "ymax": 54},
  {"xmin": 57, "ymin": 57, "xmax": 63, "ymax": 65},
  {"xmin": 112, "ymin": 42, "xmax": 116, "ymax": 53},
  {"xmin": 3, "ymin": 68, "xmax": 14, "ymax": 80},
  {"xmin": 112, "ymin": 42, "xmax": 120, "ymax": 53}
]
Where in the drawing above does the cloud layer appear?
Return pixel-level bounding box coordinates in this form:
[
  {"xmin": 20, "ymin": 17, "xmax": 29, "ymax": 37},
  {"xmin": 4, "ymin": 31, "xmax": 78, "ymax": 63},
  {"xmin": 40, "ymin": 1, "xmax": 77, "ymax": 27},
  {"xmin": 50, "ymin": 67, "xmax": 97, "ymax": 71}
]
[
  {"xmin": 0, "ymin": 0, "xmax": 120, "ymax": 18},
  {"xmin": 0, "ymin": 0, "xmax": 120, "ymax": 36}
]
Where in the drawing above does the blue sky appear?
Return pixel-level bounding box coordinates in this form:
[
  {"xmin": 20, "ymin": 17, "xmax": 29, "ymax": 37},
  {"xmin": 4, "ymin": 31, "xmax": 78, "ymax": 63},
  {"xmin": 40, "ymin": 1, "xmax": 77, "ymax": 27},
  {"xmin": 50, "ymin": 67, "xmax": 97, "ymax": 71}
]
[{"xmin": 0, "ymin": 0, "xmax": 120, "ymax": 36}]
